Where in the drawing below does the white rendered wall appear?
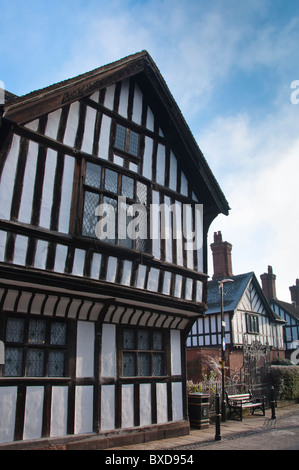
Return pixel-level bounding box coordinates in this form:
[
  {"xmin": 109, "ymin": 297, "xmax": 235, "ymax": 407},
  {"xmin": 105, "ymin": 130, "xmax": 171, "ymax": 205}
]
[
  {"xmin": 76, "ymin": 321, "xmax": 95, "ymax": 377},
  {"xmin": 170, "ymin": 330, "xmax": 182, "ymax": 376},
  {"xmin": 101, "ymin": 324, "xmax": 116, "ymax": 377},
  {"xmin": 0, "ymin": 387, "xmax": 17, "ymax": 443}
]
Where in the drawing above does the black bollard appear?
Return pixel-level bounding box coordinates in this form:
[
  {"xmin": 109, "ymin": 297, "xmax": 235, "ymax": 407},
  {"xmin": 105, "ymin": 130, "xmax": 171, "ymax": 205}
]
[
  {"xmin": 270, "ymin": 386, "xmax": 276, "ymax": 420},
  {"xmin": 215, "ymin": 392, "xmax": 221, "ymax": 441}
]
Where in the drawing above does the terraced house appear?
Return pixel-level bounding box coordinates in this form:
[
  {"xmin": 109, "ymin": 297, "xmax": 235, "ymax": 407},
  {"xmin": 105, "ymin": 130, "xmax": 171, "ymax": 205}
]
[{"xmin": 0, "ymin": 51, "xmax": 229, "ymax": 447}]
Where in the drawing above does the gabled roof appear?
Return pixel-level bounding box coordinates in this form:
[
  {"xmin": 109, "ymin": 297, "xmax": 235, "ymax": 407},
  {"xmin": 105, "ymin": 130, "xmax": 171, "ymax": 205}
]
[
  {"xmin": 207, "ymin": 272, "xmax": 252, "ymax": 314},
  {"xmin": 271, "ymin": 298, "xmax": 299, "ymax": 322},
  {"xmin": 2, "ymin": 50, "xmax": 229, "ymax": 218},
  {"xmin": 206, "ymin": 271, "xmax": 284, "ymax": 323}
]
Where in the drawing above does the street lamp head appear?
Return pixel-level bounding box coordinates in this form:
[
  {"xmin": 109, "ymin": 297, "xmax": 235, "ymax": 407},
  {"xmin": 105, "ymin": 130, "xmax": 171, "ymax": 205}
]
[{"xmin": 218, "ymin": 278, "xmax": 234, "ymax": 286}]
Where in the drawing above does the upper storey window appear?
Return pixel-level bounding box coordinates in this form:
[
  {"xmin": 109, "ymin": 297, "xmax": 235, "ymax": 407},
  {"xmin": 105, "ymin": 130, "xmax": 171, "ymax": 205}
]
[
  {"xmin": 82, "ymin": 161, "xmax": 148, "ymax": 252},
  {"xmin": 114, "ymin": 124, "xmax": 139, "ymax": 158}
]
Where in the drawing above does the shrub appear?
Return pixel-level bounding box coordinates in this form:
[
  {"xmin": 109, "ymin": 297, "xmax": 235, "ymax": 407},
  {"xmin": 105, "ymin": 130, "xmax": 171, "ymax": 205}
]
[{"xmin": 269, "ymin": 365, "xmax": 299, "ymax": 400}]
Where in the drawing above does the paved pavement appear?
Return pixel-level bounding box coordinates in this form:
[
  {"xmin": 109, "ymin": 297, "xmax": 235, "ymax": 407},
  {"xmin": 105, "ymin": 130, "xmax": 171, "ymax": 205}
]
[{"xmin": 106, "ymin": 403, "xmax": 299, "ymax": 451}]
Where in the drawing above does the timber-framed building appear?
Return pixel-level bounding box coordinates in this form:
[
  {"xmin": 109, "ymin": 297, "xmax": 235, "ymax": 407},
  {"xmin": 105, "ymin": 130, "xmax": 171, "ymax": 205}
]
[{"xmin": 0, "ymin": 51, "xmax": 229, "ymax": 447}]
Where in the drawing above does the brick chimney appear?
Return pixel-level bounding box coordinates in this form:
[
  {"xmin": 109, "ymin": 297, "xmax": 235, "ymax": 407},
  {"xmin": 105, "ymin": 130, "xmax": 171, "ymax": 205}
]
[
  {"xmin": 210, "ymin": 231, "xmax": 233, "ymax": 280},
  {"xmin": 289, "ymin": 279, "xmax": 299, "ymax": 307},
  {"xmin": 260, "ymin": 265, "xmax": 277, "ymax": 300}
]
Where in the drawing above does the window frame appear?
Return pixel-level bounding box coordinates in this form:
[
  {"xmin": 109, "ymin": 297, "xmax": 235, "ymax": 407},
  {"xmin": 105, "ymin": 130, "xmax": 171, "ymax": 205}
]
[
  {"xmin": 2, "ymin": 314, "xmax": 69, "ymax": 378},
  {"xmin": 113, "ymin": 123, "xmax": 140, "ymax": 161},
  {"xmin": 81, "ymin": 160, "xmax": 149, "ymax": 252},
  {"xmin": 120, "ymin": 327, "xmax": 167, "ymax": 378},
  {"xmin": 246, "ymin": 313, "xmax": 259, "ymax": 334}
]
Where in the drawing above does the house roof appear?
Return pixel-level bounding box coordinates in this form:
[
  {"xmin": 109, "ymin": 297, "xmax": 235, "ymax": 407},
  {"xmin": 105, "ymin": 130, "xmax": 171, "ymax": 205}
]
[
  {"xmin": 206, "ymin": 272, "xmax": 252, "ymax": 314},
  {"xmin": 272, "ymin": 298, "xmax": 299, "ymax": 322},
  {"xmin": 206, "ymin": 271, "xmax": 284, "ymax": 323},
  {"xmin": 2, "ymin": 50, "xmax": 229, "ymax": 218}
]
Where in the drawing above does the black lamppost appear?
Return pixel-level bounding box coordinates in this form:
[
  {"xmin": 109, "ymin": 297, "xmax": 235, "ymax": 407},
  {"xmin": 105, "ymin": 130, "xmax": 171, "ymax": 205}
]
[{"xmin": 218, "ymin": 278, "xmax": 234, "ymax": 421}]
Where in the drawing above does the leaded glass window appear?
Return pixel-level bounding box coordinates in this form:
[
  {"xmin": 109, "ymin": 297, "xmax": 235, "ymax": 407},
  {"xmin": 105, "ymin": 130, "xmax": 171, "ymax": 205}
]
[
  {"xmin": 85, "ymin": 162, "xmax": 102, "ymax": 189},
  {"xmin": 122, "ymin": 328, "xmax": 165, "ymax": 377},
  {"xmin": 3, "ymin": 316, "xmax": 68, "ymax": 378},
  {"xmin": 81, "ymin": 164, "xmax": 149, "ymax": 252},
  {"xmin": 114, "ymin": 124, "xmax": 139, "ymax": 158},
  {"xmin": 82, "ymin": 191, "xmax": 100, "ymax": 237}
]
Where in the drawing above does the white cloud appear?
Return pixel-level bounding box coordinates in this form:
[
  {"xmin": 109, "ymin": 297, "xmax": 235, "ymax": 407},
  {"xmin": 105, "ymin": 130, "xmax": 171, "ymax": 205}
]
[{"xmin": 202, "ymin": 102, "xmax": 299, "ymax": 301}]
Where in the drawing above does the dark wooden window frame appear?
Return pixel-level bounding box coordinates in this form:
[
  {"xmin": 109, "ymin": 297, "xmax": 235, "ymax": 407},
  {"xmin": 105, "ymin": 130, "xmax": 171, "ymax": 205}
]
[
  {"xmin": 118, "ymin": 326, "xmax": 169, "ymax": 379},
  {"xmin": 81, "ymin": 159, "xmax": 149, "ymax": 252},
  {"xmin": 2, "ymin": 313, "xmax": 69, "ymax": 378}
]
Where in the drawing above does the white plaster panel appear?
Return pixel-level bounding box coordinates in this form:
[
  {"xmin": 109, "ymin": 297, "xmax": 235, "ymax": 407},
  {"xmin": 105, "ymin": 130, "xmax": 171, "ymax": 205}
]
[
  {"xmin": 18, "ymin": 140, "xmax": 39, "ymax": 223},
  {"xmin": 25, "ymin": 119, "xmax": 39, "ymax": 131},
  {"xmin": 195, "ymin": 204, "xmax": 203, "ymax": 272},
  {"xmin": 156, "ymin": 383, "xmax": 168, "ymax": 424},
  {"xmin": 98, "ymin": 114, "xmax": 111, "ymax": 160},
  {"xmin": 174, "ymin": 275, "xmax": 182, "ymax": 298},
  {"xmin": 50, "ymin": 386, "xmax": 68, "ymax": 437},
  {"xmin": 136, "ymin": 264, "xmax": 146, "ymax": 289},
  {"xmin": 101, "ymin": 385, "xmax": 115, "ymax": 431},
  {"xmin": 90, "ymin": 253, "xmax": 102, "ymax": 279},
  {"xmin": 151, "ymin": 190, "xmax": 160, "ymax": 259},
  {"xmin": 169, "ymin": 151, "xmax": 177, "ymax": 191},
  {"xmin": 121, "ymin": 260, "xmax": 132, "ymax": 286},
  {"xmin": 142, "ymin": 136, "xmax": 153, "ymax": 180},
  {"xmin": 132, "ymin": 83, "xmax": 143, "ymax": 125},
  {"xmin": 75, "ymin": 385, "xmax": 94, "ymax": 434},
  {"xmin": 164, "ymin": 196, "xmax": 173, "ymax": 263},
  {"xmin": 185, "ymin": 278, "xmax": 193, "ymax": 300},
  {"xmin": 58, "ymin": 155, "xmax": 75, "ymax": 233},
  {"xmin": 104, "ymin": 84, "xmax": 116, "ymax": 110},
  {"xmin": 175, "ymin": 202, "xmax": 183, "ymax": 266},
  {"xmin": 13, "ymin": 235, "xmax": 28, "ymax": 266},
  {"xmin": 81, "ymin": 106, "xmax": 97, "ymax": 155},
  {"xmin": 72, "ymin": 249, "xmax": 86, "ymax": 276},
  {"xmin": 106, "ymin": 256, "xmax": 117, "ymax": 283},
  {"xmin": 101, "ymin": 324, "xmax": 116, "ymax": 378},
  {"xmin": 23, "ymin": 386, "xmax": 44, "ymax": 440},
  {"xmin": 45, "ymin": 109, "xmax": 62, "ymax": 140},
  {"xmin": 146, "ymin": 106, "xmax": 154, "ymax": 132},
  {"xmin": 64, "ymin": 101, "xmax": 80, "ymax": 147},
  {"xmin": 139, "ymin": 383, "xmax": 152, "ymax": 426},
  {"xmin": 118, "ymin": 78, "xmax": 129, "ymax": 118},
  {"xmin": 196, "ymin": 281, "xmax": 203, "ymax": 303},
  {"xmin": 156, "ymin": 144, "xmax": 165, "ymax": 186},
  {"xmin": 34, "ymin": 239, "xmax": 48, "ymax": 270},
  {"xmin": 0, "ymin": 387, "xmax": 17, "ymax": 443},
  {"xmin": 54, "ymin": 244, "xmax": 68, "ymax": 273},
  {"xmin": 162, "ymin": 271, "xmax": 172, "ymax": 295},
  {"xmin": 0, "ymin": 134, "xmax": 20, "ymax": 220},
  {"xmin": 170, "ymin": 330, "xmax": 182, "ymax": 376},
  {"xmin": 0, "ymin": 230, "xmax": 6, "ymax": 262},
  {"xmin": 147, "ymin": 268, "xmax": 159, "ymax": 292},
  {"xmin": 39, "ymin": 148, "xmax": 57, "ymax": 229},
  {"xmin": 180, "ymin": 172, "xmax": 188, "ymax": 196},
  {"xmin": 121, "ymin": 384, "xmax": 134, "ymax": 429},
  {"xmin": 76, "ymin": 321, "xmax": 95, "ymax": 378},
  {"xmin": 172, "ymin": 382, "xmax": 183, "ymax": 421}
]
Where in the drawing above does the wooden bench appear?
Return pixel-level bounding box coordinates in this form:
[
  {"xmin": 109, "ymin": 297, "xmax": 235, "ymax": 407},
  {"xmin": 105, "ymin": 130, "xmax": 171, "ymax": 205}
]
[{"xmin": 225, "ymin": 391, "xmax": 265, "ymax": 421}]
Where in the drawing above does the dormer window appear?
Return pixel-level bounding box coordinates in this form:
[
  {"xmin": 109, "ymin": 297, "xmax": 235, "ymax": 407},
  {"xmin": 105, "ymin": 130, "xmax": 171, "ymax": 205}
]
[{"xmin": 114, "ymin": 124, "xmax": 139, "ymax": 158}]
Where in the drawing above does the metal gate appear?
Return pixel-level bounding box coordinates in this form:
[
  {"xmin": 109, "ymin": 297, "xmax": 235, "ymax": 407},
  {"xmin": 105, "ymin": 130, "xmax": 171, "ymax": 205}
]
[{"xmin": 243, "ymin": 335, "xmax": 270, "ymax": 401}]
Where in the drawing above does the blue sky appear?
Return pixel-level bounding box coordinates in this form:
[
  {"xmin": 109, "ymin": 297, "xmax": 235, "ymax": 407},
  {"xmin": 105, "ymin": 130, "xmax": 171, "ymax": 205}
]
[{"xmin": 1, "ymin": 0, "xmax": 299, "ymax": 300}]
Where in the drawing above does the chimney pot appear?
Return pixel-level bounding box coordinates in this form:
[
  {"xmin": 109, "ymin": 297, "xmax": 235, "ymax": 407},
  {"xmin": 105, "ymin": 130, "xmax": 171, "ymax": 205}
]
[
  {"xmin": 289, "ymin": 279, "xmax": 299, "ymax": 307},
  {"xmin": 210, "ymin": 231, "xmax": 233, "ymax": 280},
  {"xmin": 260, "ymin": 265, "xmax": 276, "ymax": 300}
]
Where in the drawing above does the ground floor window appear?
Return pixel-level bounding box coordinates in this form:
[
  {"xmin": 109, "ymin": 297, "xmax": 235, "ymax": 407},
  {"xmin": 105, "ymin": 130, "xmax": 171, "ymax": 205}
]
[
  {"xmin": 3, "ymin": 315, "xmax": 68, "ymax": 377},
  {"xmin": 122, "ymin": 327, "xmax": 166, "ymax": 377}
]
